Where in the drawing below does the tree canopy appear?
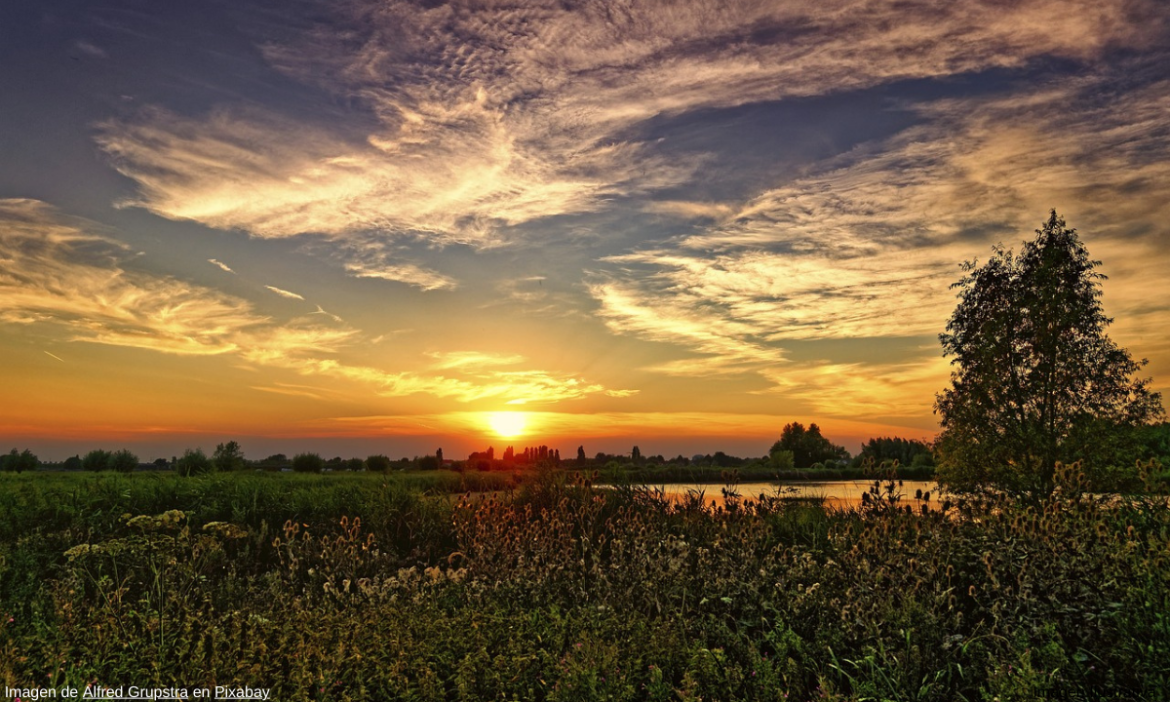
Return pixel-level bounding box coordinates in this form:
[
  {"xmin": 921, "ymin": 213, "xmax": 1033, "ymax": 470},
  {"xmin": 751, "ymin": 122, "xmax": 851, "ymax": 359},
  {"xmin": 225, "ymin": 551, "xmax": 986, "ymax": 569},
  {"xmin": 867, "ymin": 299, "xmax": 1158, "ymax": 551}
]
[
  {"xmin": 770, "ymin": 422, "xmax": 849, "ymax": 468},
  {"xmin": 934, "ymin": 210, "xmax": 1164, "ymax": 495}
]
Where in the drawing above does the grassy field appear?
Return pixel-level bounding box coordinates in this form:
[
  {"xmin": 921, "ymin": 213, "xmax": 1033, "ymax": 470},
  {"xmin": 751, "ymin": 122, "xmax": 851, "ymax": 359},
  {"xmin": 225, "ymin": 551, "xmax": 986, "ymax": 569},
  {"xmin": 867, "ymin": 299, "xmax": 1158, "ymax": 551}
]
[{"xmin": 1, "ymin": 468, "xmax": 1167, "ymax": 701}]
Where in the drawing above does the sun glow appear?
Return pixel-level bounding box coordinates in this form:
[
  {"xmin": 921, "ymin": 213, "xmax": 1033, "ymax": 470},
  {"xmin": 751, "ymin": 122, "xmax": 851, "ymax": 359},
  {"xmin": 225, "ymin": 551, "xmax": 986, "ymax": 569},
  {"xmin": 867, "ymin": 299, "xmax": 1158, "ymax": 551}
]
[{"xmin": 487, "ymin": 411, "xmax": 528, "ymax": 438}]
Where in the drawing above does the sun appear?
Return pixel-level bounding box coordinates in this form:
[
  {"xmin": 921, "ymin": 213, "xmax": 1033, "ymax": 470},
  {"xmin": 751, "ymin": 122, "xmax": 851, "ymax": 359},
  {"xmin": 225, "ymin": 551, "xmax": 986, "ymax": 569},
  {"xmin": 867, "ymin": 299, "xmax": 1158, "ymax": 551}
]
[{"xmin": 487, "ymin": 411, "xmax": 528, "ymax": 439}]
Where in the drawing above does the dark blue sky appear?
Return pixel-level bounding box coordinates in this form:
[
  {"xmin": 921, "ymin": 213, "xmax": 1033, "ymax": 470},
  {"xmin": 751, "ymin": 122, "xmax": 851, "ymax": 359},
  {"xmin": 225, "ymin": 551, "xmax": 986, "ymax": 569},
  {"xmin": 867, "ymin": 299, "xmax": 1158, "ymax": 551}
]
[{"xmin": 1, "ymin": 0, "xmax": 1167, "ymax": 459}]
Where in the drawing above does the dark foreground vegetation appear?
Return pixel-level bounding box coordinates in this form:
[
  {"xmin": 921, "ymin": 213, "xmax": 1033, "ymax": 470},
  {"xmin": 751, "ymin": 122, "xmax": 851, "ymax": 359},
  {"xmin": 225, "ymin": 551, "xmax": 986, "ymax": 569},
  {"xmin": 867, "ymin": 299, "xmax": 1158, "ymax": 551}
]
[{"xmin": 1, "ymin": 465, "xmax": 1167, "ymax": 701}]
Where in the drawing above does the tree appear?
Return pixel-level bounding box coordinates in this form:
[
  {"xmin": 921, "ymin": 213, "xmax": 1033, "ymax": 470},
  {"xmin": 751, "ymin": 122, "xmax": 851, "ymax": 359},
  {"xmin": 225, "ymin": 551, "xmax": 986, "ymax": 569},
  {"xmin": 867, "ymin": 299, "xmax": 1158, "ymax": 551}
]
[
  {"xmin": 82, "ymin": 449, "xmax": 112, "ymax": 472},
  {"xmin": 63, "ymin": 455, "xmax": 82, "ymax": 471},
  {"xmin": 1, "ymin": 448, "xmax": 38, "ymax": 472},
  {"xmin": 109, "ymin": 449, "xmax": 138, "ymax": 473},
  {"xmin": 213, "ymin": 441, "xmax": 245, "ymax": 472},
  {"xmin": 175, "ymin": 448, "xmax": 213, "ymax": 477},
  {"xmin": 291, "ymin": 452, "xmax": 324, "ymax": 473},
  {"xmin": 859, "ymin": 437, "xmax": 933, "ymax": 467},
  {"xmin": 770, "ymin": 422, "xmax": 849, "ymax": 468},
  {"xmin": 935, "ymin": 210, "xmax": 1164, "ymax": 495},
  {"xmin": 366, "ymin": 454, "xmax": 391, "ymax": 472},
  {"xmin": 577, "ymin": 445, "xmax": 586, "ymax": 463}
]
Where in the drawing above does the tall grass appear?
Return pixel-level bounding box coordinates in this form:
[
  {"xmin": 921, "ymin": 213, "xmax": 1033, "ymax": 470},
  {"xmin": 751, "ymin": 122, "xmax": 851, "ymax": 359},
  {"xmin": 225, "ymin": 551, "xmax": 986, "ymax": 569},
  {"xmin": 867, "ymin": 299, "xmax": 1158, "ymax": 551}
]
[{"xmin": 1, "ymin": 467, "xmax": 1166, "ymax": 700}]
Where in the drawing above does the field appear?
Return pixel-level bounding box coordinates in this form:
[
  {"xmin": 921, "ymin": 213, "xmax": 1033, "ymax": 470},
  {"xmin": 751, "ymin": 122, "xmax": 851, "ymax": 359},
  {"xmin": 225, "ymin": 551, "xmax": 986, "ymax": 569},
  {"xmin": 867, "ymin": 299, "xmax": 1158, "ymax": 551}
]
[{"xmin": 1, "ymin": 468, "xmax": 1168, "ymax": 701}]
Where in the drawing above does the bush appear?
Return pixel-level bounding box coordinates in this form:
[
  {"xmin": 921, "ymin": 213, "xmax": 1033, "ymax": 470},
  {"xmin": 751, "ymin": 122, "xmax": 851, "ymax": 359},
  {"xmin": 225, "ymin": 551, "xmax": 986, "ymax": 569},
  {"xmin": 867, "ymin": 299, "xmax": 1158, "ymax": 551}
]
[
  {"xmin": 0, "ymin": 448, "xmax": 38, "ymax": 472},
  {"xmin": 366, "ymin": 454, "xmax": 391, "ymax": 472},
  {"xmin": 770, "ymin": 449, "xmax": 795, "ymax": 471},
  {"xmin": 108, "ymin": 449, "xmax": 139, "ymax": 473},
  {"xmin": 292, "ymin": 452, "xmax": 324, "ymax": 473},
  {"xmin": 81, "ymin": 449, "xmax": 112, "ymax": 472},
  {"xmin": 174, "ymin": 448, "xmax": 213, "ymax": 477}
]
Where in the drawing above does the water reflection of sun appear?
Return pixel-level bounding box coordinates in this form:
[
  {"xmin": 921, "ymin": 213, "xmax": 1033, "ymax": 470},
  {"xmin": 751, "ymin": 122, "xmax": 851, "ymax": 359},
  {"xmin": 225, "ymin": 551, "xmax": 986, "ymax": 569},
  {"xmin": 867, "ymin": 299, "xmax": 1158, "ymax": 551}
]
[{"xmin": 487, "ymin": 411, "xmax": 528, "ymax": 439}]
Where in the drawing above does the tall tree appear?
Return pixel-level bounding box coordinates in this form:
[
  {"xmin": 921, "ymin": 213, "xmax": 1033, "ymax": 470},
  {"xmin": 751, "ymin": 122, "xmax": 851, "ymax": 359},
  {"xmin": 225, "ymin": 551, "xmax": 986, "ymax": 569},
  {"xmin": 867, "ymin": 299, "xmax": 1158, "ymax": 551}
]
[
  {"xmin": 212, "ymin": 441, "xmax": 245, "ymax": 471},
  {"xmin": 935, "ymin": 210, "xmax": 1164, "ymax": 495},
  {"xmin": 771, "ymin": 422, "xmax": 848, "ymax": 468}
]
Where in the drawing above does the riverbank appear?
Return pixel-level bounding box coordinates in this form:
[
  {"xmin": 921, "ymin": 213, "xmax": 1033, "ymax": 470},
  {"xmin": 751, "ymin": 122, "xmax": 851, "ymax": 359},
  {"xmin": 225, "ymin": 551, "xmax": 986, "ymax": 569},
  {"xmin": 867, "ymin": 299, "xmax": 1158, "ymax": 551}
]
[{"xmin": 1, "ymin": 470, "xmax": 1166, "ymax": 700}]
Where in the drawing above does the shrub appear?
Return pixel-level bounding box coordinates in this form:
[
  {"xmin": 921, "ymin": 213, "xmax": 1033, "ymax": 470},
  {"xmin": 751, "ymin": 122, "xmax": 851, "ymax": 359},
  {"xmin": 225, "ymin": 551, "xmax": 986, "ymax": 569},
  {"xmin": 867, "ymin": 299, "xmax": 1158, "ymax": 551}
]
[
  {"xmin": 292, "ymin": 452, "xmax": 324, "ymax": 473},
  {"xmin": 366, "ymin": 454, "xmax": 391, "ymax": 472},
  {"xmin": 174, "ymin": 448, "xmax": 213, "ymax": 477},
  {"xmin": 108, "ymin": 449, "xmax": 138, "ymax": 473},
  {"xmin": 81, "ymin": 449, "xmax": 112, "ymax": 472}
]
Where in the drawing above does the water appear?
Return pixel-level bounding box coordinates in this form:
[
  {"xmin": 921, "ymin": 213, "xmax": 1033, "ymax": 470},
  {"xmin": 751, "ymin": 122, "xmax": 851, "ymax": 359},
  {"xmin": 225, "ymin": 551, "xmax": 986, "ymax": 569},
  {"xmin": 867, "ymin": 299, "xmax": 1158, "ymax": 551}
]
[{"xmin": 633, "ymin": 480, "xmax": 942, "ymax": 510}]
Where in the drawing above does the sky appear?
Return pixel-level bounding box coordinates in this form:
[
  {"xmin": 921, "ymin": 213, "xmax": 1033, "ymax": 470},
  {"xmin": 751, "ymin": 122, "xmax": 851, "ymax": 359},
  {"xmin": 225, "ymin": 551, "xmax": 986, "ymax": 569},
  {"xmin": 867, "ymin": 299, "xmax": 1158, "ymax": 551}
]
[{"xmin": 1, "ymin": 0, "xmax": 1168, "ymax": 462}]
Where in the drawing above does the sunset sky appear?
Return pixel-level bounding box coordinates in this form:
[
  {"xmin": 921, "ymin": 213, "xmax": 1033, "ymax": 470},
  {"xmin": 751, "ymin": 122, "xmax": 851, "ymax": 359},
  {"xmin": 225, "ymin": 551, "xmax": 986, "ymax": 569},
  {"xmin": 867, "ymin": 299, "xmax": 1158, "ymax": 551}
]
[{"xmin": 2, "ymin": 0, "xmax": 1168, "ymax": 461}]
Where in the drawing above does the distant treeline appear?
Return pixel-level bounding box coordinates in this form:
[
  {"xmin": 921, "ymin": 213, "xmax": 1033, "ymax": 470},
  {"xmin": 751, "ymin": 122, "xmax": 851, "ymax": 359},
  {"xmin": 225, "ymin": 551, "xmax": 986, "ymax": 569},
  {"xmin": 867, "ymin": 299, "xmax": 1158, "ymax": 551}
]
[{"xmin": 7, "ymin": 422, "xmax": 1169, "ymax": 486}]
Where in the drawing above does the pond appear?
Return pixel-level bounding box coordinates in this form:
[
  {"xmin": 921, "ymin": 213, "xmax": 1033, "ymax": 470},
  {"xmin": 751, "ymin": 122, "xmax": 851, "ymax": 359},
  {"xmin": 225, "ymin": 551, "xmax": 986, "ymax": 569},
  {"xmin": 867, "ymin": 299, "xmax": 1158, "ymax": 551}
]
[{"xmin": 629, "ymin": 480, "xmax": 943, "ymax": 510}]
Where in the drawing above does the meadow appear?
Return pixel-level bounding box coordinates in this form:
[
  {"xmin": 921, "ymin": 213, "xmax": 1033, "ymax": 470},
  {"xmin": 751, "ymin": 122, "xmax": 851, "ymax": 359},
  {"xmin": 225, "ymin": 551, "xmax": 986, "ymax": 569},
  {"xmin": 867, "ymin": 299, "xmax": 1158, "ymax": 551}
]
[{"xmin": 1, "ymin": 466, "xmax": 1167, "ymax": 701}]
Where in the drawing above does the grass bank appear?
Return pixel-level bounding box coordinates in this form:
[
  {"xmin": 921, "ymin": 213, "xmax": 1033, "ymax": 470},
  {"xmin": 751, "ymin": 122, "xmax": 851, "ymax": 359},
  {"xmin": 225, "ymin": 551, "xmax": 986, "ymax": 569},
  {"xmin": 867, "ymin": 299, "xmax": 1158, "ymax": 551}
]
[{"xmin": 1, "ymin": 469, "xmax": 1166, "ymax": 700}]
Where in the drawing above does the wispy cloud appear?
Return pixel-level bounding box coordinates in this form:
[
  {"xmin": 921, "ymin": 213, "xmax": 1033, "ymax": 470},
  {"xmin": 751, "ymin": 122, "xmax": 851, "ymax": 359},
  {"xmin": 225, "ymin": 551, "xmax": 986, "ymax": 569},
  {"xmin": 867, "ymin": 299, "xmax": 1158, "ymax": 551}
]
[
  {"xmin": 73, "ymin": 40, "xmax": 108, "ymax": 59},
  {"xmin": 208, "ymin": 258, "xmax": 234, "ymax": 273},
  {"xmin": 309, "ymin": 305, "xmax": 343, "ymax": 323},
  {"xmin": 264, "ymin": 285, "xmax": 305, "ymax": 300},
  {"xmin": 0, "ymin": 199, "xmax": 263, "ymax": 356},
  {"xmin": 0, "ymin": 200, "xmax": 632, "ymax": 406},
  {"xmin": 95, "ymin": 0, "xmax": 1160, "ymax": 251},
  {"xmin": 426, "ymin": 351, "xmax": 525, "ymax": 371},
  {"xmin": 587, "ymin": 66, "xmax": 1170, "ymax": 396}
]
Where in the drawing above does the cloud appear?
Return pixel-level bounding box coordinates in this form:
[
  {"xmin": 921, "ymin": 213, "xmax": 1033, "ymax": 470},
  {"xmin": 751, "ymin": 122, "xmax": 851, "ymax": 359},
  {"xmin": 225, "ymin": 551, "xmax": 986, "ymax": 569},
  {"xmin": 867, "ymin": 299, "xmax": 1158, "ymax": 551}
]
[
  {"xmin": 0, "ymin": 199, "xmax": 632, "ymax": 405},
  {"xmin": 426, "ymin": 351, "xmax": 525, "ymax": 371},
  {"xmin": 208, "ymin": 258, "xmax": 235, "ymax": 273},
  {"xmin": 73, "ymin": 40, "xmax": 108, "ymax": 59},
  {"xmin": 95, "ymin": 0, "xmax": 1161, "ymax": 250},
  {"xmin": 0, "ymin": 199, "xmax": 264, "ymax": 356},
  {"xmin": 264, "ymin": 285, "xmax": 305, "ymax": 300},
  {"xmin": 587, "ymin": 67, "xmax": 1170, "ymax": 400}
]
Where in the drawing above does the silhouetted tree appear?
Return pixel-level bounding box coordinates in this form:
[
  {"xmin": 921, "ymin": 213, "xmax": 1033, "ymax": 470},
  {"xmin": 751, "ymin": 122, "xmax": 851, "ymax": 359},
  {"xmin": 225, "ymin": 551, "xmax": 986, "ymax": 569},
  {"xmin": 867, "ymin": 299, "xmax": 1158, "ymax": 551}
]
[
  {"xmin": 935, "ymin": 210, "xmax": 1164, "ymax": 495},
  {"xmin": 82, "ymin": 449, "xmax": 112, "ymax": 472},
  {"xmin": 770, "ymin": 422, "xmax": 849, "ymax": 468},
  {"xmin": 859, "ymin": 437, "xmax": 933, "ymax": 467},
  {"xmin": 577, "ymin": 445, "xmax": 586, "ymax": 463},
  {"xmin": 175, "ymin": 448, "xmax": 213, "ymax": 477},
  {"xmin": 109, "ymin": 449, "xmax": 138, "ymax": 473},
  {"xmin": 63, "ymin": 455, "xmax": 82, "ymax": 471},
  {"xmin": 213, "ymin": 441, "xmax": 245, "ymax": 472},
  {"xmin": 0, "ymin": 448, "xmax": 37, "ymax": 472},
  {"xmin": 292, "ymin": 452, "xmax": 324, "ymax": 473},
  {"xmin": 436, "ymin": 448, "xmax": 444, "ymax": 464},
  {"xmin": 366, "ymin": 454, "xmax": 391, "ymax": 472}
]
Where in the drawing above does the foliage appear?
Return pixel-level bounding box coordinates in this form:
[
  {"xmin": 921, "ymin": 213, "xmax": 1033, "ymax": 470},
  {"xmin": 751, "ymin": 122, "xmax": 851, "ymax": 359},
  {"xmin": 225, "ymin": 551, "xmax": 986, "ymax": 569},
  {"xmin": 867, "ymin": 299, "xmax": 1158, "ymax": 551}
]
[
  {"xmin": 1, "ymin": 468, "xmax": 1167, "ymax": 700},
  {"xmin": 174, "ymin": 448, "xmax": 213, "ymax": 477},
  {"xmin": 935, "ymin": 210, "xmax": 1165, "ymax": 496},
  {"xmin": 81, "ymin": 449, "xmax": 112, "ymax": 472},
  {"xmin": 213, "ymin": 440, "xmax": 246, "ymax": 472},
  {"xmin": 0, "ymin": 448, "xmax": 38, "ymax": 472},
  {"xmin": 365, "ymin": 454, "xmax": 391, "ymax": 472},
  {"xmin": 858, "ymin": 436, "xmax": 934, "ymax": 468},
  {"xmin": 108, "ymin": 449, "xmax": 139, "ymax": 473},
  {"xmin": 771, "ymin": 422, "xmax": 849, "ymax": 468},
  {"xmin": 770, "ymin": 449, "xmax": 795, "ymax": 471},
  {"xmin": 291, "ymin": 452, "xmax": 324, "ymax": 473}
]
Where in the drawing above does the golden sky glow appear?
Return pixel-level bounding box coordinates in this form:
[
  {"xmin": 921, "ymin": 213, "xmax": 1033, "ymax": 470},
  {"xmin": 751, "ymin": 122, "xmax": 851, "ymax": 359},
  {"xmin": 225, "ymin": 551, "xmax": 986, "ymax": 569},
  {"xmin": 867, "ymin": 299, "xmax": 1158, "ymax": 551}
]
[
  {"xmin": 487, "ymin": 412, "xmax": 529, "ymax": 440},
  {"xmin": 0, "ymin": 0, "xmax": 1167, "ymax": 460}
]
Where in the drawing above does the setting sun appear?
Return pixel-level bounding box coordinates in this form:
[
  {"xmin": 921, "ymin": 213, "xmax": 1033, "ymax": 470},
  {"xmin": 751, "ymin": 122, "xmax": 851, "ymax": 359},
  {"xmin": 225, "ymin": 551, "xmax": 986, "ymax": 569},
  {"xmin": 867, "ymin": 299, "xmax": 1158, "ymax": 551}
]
[{"xmin": 487, "ymin": 411, "xmax": 528, "ymax": 439}]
